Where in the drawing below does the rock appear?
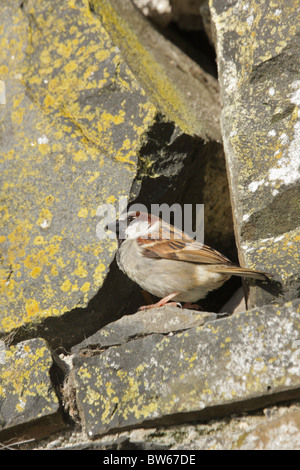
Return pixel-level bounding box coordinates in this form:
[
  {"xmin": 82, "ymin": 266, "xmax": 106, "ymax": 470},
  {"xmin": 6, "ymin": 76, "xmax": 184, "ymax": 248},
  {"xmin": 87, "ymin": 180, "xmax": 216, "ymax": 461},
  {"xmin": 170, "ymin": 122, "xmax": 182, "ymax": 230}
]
[
  {"xmin": 240, "ymin": 408, "xmax": 300, "ymax": 450},
  {"xmin": 91, "ymin": 0, "xmax": 220, "ymax": 140},
  {"xmin": 1, "ymin": 0, "xmax": 299, "ymax": 449},
  {"xmin": 131, "ymin": 0, "xmax": 173, "ymax": 28},
  {"xmin": 132, "ymin": 0, "xmax": 207, "ymax": 31},
  {"xmin": 0, "ymin": 338, "xmax": 65, "ymax": 444},
  {"xmin": 219, "ymin": 287, "xmax": 246, "ymax": 314},
  {"xmin": 15, "ymin": 401, "xmax": 300, "ymax": 450},
  {"xmin": 210, "ymin": 0, "xmax": 300, "ymax": 309},
  {"xmin": 73, "ymin": 299, "xmax": 300, "ymax": 438},
  {"xmin": 0, "ymin": 0, "xmax": 229, "ymax": 351},
  {"xmin": 167, "ymin": 405, "xmax": 300, "ymax": 450},
  {"xmin": 71, "ymin": 306, "xmax": 218, "ymax": 354}
]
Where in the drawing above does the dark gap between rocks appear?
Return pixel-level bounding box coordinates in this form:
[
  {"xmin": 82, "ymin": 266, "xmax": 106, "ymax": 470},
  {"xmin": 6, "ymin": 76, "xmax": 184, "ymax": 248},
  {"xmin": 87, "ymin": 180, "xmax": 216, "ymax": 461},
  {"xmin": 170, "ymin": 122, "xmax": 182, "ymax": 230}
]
[{"xmin": 161, "ymin": 22, "xmax": 218, "ymax": 78}]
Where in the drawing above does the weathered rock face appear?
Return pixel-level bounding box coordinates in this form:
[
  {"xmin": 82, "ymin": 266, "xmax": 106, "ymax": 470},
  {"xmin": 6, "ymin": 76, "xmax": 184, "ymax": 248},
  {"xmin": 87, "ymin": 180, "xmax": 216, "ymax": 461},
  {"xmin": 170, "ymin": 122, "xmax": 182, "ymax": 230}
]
[
  {"xmin": 0, "ymin": 0, "xmax": 150, "ymax": 349},
  {"xmin": 73, "ymin": 300, "xmax": 300, "ymax": 438},
  {"xmin": 71, "ymin": 306, "xmax": 218, "ymax": 354},
  {"xmin": 0, "ymin": 0, "xmax": 230, "ymax": 350},
  {"xmin": 132, "ymin": 0, "xmax": 209, "ymax": 32},
  {"xmin": 210, "ymin": 0, "xmax": 300, "ymax": 309},
  {"xmin": 0, "ymin": 338, "xmax": 65, "ymax": 443},
  {"xmin": 1, "ymin": 0, "xmax": 299, "ymax": 450},
  {"xmin": 15, "ymin": 400, "xmax": 300, "ymax": 450}
]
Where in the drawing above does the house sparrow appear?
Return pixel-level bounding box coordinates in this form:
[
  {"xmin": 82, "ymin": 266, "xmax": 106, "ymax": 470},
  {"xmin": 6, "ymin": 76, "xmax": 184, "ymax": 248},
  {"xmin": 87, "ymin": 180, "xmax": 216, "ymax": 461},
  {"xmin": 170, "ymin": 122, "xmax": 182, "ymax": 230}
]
[{"xmin": 106, "ymin": 210, "xmax": 269, "ymax": 310}]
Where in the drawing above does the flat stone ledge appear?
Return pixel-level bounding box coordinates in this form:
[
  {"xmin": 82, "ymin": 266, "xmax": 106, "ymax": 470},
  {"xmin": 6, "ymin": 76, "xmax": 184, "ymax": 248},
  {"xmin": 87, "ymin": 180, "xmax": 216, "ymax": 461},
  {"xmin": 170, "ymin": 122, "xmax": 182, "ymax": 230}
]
[
  {"xmin": 71, "ymin": 306, "xmax": 218, "ymax": 354},
  {"xmin": 73, "ymin": 299, "xmax": 300, "ymax": 438}
]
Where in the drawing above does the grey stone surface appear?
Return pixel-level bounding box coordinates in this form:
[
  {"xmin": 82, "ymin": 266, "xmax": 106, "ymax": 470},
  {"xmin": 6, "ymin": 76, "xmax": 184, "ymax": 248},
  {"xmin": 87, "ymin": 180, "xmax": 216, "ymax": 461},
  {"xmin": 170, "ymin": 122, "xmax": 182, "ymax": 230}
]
[
  {"xmin": 0, "ymin": 0, "xmax": 228, "ymax": 350},
  {"xmin": 239, "ymin": 407, "xmax": 300, "ymax": 450},
  {"xmin": 15, "ymin": 401, "xmax": 300, "ymax": 450},
  {"xmin": 0, "ymin": 338, "xmax": 65, "ymax": 444},
  {"xmin": 92, "ymin": 0, "xmax": 220, "ymax": 140},
  {"xmin": 71, "ymin": 306, "xmax": 218, "ymax": 354},
  {"xmin": 132, "ymin": 0, "xmax": 207, "ymax": 30},
  {"xmin": 1, "ymin": 0, "xmax": 299, "ymax": 450},
  {"xmin": 210, "ymin": 0, "xmax": 300, "ymax": 309},
  {"xmin": 220, "ymin": 287, "xmax": 246, "ymax": 314},
  {"xmin": 73, "ymin": 299, "xmax": 300, "ymax": 438}
]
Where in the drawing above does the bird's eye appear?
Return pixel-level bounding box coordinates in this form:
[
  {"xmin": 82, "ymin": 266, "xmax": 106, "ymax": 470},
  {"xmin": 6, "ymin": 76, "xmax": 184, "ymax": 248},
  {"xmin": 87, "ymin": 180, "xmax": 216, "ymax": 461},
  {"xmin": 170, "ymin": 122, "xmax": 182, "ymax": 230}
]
[{"xmin": 127, "ymin": 211, "xmax": 140, "ymax": 223}]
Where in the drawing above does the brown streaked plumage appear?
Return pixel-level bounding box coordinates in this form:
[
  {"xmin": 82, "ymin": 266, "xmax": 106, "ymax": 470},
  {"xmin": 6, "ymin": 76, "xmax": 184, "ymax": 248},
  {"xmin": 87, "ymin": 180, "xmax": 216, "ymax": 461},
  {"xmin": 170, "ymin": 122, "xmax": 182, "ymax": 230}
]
[{"xmin": 106, "ymin": 210, "xmax": 269, "ymax": 309}]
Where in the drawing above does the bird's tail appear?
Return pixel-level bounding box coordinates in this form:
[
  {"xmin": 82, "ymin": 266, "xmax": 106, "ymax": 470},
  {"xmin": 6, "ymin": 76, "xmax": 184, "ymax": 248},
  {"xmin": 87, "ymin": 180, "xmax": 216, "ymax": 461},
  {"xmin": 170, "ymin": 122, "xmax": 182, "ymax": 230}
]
[{"xmin": 210, "ymin": 265, "xmax": 269, "ymax": 281}]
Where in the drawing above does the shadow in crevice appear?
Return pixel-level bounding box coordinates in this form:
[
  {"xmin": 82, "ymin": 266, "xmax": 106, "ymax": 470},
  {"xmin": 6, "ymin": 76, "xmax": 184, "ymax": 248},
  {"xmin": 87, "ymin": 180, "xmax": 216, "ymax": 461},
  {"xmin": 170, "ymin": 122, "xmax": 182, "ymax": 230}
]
[
  {"xmin": 9, "ymin": 258, "xmax": 143, "ymax": 352},
  {"xmin": 243, "ymin": 275, "xmax": 288, "ymax": 310},
  {"xmin": 256, "ymin": 277, "xmax": 284, "ymax": 298},
  {"xmin": 127, "ymin": 116, "xmax": 237, "ymax": 313}
]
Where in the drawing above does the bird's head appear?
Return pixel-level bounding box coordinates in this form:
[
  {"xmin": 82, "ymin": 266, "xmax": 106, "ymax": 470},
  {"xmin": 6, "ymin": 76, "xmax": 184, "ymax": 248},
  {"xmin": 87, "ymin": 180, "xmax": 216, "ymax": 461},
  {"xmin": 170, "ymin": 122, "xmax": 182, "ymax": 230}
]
[{"xmin": 106, "ymin": 210, "xmax": 160, "ymax": 242}]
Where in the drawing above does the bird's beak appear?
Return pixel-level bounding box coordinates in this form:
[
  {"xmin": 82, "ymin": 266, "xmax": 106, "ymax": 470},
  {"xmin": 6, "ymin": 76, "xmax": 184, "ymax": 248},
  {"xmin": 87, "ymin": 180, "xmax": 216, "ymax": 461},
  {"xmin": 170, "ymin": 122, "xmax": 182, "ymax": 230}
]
[{"xmin": 105, "ymin": 220, "xmax": 119, "ymax": 233}]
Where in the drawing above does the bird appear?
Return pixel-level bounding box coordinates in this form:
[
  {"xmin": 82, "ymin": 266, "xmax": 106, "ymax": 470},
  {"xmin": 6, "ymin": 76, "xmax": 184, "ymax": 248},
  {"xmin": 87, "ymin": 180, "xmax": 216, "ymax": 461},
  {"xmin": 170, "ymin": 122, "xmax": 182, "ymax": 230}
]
[{"xmin": 106, "ymin": 210, "xmax": 269, "ymax": 310}]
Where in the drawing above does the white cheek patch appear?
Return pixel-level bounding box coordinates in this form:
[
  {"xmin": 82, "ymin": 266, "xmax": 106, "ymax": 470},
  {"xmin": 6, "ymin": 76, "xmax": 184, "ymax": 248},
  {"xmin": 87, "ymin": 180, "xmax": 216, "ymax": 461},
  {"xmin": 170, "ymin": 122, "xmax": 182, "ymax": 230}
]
[{"xmin": 125, "ymin": 220, "xmax": 158, "ymax": 239}]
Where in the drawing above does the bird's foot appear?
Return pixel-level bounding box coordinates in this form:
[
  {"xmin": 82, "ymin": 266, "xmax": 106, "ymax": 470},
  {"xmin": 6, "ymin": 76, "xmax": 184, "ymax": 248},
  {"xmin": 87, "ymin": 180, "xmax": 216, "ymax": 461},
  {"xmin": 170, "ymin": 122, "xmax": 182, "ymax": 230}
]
[
  {"xmin": 138, "ymin": 292, "xmax": 180, "ymax": 311},
  {"xmin": 138, "ymin": 301, "xmax": 182, "ymax": 311},
  {"xmin": 182, "ymin": 302, "xmax": 202, "ymax": 310}
]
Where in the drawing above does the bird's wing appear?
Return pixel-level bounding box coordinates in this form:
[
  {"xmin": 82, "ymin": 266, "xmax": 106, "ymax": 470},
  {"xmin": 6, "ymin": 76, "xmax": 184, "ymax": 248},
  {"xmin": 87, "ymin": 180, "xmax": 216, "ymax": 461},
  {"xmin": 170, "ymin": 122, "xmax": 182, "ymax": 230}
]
[{"xmin": 137, "ymin": 223, "xmax": 231, "ymax": 265}]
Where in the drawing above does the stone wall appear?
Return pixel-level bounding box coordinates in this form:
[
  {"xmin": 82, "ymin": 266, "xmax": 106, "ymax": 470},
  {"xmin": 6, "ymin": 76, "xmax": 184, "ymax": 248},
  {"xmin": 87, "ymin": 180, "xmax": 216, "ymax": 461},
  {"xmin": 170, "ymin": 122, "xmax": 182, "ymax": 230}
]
[{"xmin": 0, "ymin": 0, "xmax": 299, "ymax": 450}]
